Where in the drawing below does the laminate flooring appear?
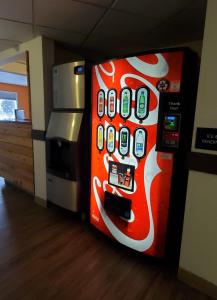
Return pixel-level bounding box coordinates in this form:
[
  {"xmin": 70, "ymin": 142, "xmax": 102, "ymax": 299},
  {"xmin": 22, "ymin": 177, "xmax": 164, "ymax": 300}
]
[{"xmin": 0, "ymin": 178, "xmax": 214, "ymax": 300}]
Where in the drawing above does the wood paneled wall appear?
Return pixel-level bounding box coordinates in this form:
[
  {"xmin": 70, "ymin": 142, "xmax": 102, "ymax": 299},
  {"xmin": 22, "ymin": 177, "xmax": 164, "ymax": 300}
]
[{"xmin": 0, "ymin": 121, "xmax": 34, "ymax": 194}]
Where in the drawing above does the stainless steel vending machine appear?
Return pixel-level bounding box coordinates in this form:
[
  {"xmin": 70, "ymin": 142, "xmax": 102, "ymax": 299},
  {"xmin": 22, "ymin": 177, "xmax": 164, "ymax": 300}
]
[{"xmin": 46, "ymin": 61, "xmax": 90, "ymax": 213}]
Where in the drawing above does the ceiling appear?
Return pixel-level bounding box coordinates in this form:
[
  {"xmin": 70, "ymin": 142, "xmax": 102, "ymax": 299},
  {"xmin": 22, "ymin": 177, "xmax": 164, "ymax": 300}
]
[{"xmin": 0, "ymin": 0, "xmax": 207, "ymax": 57}]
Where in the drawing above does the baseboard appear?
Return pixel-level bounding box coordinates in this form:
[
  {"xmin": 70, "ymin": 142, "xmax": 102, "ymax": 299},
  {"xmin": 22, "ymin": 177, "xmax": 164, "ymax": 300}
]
[
  {"xmin": 34, "ymin": 196, "xmax": 47, "ymax": 208},
  {"xmin": 178, "ymin": 268, "xmax": 217, "ymax": 299}
]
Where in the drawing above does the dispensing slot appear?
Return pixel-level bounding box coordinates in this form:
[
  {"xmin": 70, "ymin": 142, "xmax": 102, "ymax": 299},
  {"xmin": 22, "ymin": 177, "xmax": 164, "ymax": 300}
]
[{"xmin": 104, "ymin": 191, "xmax": 131, "ymax": 220}]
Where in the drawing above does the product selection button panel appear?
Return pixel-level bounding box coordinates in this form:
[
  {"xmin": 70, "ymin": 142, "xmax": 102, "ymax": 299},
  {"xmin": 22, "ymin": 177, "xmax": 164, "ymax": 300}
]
[{"xmin": 157, "ymin": 93, "xmax": 183, "ymax": 151}]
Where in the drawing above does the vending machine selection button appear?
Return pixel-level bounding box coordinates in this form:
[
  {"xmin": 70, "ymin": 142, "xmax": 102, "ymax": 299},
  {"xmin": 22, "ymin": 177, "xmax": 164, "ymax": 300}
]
[
  {"xmin": 133, "ymin": 128, "xmax": 147, "ymax": 159},
  {"xmin": 135, "ymin": 86, "xmax": 150, "ymax": 122},
  {"xmin": 106, "ymin": 125, "xmax": 116, "ymax": 154},
  {"xmin": 163, "ymin": 131, "xmax": 179, "ymax": 147},
  {"xmin": 107, "ymin": 89, "xmax": 117, "ymax": 119},
  {"xmin": 120, "ymin": 87, "xmax": 132, "ymax": 120},
  {"xmin": 97, "ymin": 90, "xmax": 105, "ymax": 118},
  {"xmin": 118, "ymin": 127, "xmax": 130, "ymax": 157},
  {"xmin": 97, "ymin": 124, "xmax": 104, "ymax": 151}
]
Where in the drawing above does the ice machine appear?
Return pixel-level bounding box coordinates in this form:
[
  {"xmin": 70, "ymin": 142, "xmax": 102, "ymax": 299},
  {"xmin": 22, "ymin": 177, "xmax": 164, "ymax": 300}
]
[{"xmin": 46, "ymin": 61, "xmax": 90, "ymax": 213}]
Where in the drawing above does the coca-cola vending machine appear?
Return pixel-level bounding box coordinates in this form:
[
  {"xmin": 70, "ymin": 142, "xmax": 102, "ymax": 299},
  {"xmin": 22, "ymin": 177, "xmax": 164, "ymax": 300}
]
[{"xmin": 90, "ymin": 48, "xmax": 198, "ymax": 260}]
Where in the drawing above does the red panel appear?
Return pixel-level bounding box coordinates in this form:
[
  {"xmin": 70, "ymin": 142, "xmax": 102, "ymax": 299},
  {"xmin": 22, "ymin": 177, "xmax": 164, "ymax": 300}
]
[{"xmin": 90, "ymin": 51, "xmax": 184, "ymax": 257}]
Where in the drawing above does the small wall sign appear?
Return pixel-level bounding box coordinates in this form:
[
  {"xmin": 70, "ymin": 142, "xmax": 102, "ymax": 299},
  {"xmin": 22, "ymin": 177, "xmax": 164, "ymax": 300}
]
[{"xmin": 195, "ymin": 128, "xmax": 217, "ymax": 151}]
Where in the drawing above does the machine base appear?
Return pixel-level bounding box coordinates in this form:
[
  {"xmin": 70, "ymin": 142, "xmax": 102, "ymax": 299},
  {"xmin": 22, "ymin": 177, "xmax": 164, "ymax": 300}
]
[{"xmin": 47, "ymin": 173, "xmax": 79, "ymax": 212}]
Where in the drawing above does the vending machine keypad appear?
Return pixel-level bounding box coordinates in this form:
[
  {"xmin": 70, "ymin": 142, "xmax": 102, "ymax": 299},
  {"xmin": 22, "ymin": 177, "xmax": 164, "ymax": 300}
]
[
  {"xmin": 156, "ymin": 93, "xmax": 182, "ymax": 151},
  {"xmin": 163, "ymin": 131, "xmax": 180, "ymax": 147}
]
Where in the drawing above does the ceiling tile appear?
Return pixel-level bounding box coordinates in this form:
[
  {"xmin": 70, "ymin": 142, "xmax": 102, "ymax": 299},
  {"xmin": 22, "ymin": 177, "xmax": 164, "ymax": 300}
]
[
  {"xmin": 84, "ymin": 9, "xmax": 161, "ymax": 52},
  {"xmin": 35, "ymin": 26, "xmax": 85, "ymax": 45},
  {"xmin": 0, "ymin": 0, "xmax": 32, "ymax": 23},
  {"xmin": 75, "ymin": 0, "xmax": 113, "ymax": 7},
  {"xmin": 0, "ymin": 19, "xmax": 34, "ymax": 42},
  {"xmin": 113, "ymin": 0, "xmax": 192, "ymax": 16},
  {"xmin": 84, "ymin": 0, "xmax": 206, "ymax": 57},
  {"xmin": 35, "ymin": 0, "xmax": 105, "ymax": 34},
  {"xmin": 85, "ymin": 37, "xmax": 139, "ymax": 58},
  {"xmin": 84, "ymin": 10, "xmax": 155, "ymax": 45},
  {"xmin": 140, "ymin": 0, "xmax": 207, "ymax": 49}
]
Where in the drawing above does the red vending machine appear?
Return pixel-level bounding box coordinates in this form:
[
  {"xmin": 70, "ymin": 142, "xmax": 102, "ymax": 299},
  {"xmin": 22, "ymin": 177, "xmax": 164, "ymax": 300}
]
[{"xmin": 90, "ymin": 48, "xmax": 198, "ymax": 260}]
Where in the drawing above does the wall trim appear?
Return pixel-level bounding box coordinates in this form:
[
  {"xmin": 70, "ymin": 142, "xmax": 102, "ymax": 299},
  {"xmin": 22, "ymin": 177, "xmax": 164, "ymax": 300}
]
[
  {"xmin": 32, "ymin": 129, "xmax": 46, "ymax": 141},
  {"xmin": 178, "ymin": 268, "xmax": 217, "ymax": 299},
  {"xmin": 35, "ymin": 196, "xmax": 47, "ymax": 208},
  {"xmin": 188, "ymin": 152, "xmax": 217, "ymax": 175}
]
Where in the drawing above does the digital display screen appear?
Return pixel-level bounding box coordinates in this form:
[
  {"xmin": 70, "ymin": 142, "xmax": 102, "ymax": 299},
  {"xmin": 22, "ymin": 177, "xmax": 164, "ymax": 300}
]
[
  {"xmin": 164, "ymin": 115, "xmax": 178, "ymax": 131},
  {"xmin": 74, "ymin": 65, "xmax": 84, "ymax": 75}
]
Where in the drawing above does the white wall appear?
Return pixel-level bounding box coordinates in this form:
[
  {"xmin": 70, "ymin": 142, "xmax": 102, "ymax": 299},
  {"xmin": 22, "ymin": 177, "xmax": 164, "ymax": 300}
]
[
  {"xmin": 0, "ymin": 36, "xmax": 54, "ymax": 202},
  {"xmin": 42, "ymin": 38, "xmax": 55, "ymax": 128},
  {"xmin": 33, "ymin": 140, "xmax": 47, "ymax": 201},
  {"xmin": 180, "ymin": 171, "xmax": 217, "ymax": 284},
  {"xmin": 179, "ymin": 0, "xmax": 217, "ymax": 287}
]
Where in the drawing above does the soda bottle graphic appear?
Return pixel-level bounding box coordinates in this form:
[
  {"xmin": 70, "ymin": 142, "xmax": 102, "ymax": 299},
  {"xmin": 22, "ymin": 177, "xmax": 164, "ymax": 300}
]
[
  {"xmin": 108, "ymin": 129, "xmax": 113, "ymax": 148},
  {"xmin": 121, "ymin": 131, "xmax": 127, "ymax": 148},
  {"xmin": 136, "ymin": 130, "xmax": 144, "ymax": 156},
  {"xmin": 118, "ymin": 173, "xmax": 124, "ymax": 185},
  {"xmin": 124, "ymin": 168, "xmax": 131, "ymax": 187},
  {"xmin": 138, "ymin": 91, "xmax": 146, "ymax": 116},
  {"xmin": 123, "ymin": 92, "xmax": 129, "ymax": 114},
  {"xmin": 109, "ymin": 96, "xmax": 114, "ymax": 113},
  {"xmin": 99, "ymin": 97, "xmax": 103, "ymax": 113},
  {"xmin": 98, "ymin": 128, "xmax": 103, "ymax": 149}
]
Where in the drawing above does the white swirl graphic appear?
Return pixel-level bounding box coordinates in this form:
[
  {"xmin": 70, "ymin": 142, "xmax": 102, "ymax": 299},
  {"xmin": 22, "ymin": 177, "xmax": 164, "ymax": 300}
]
[
  {"xmin": 120, "ymin": 73, "xmax": 159, "ymax": 126},
  {"xmin": 126, "ymin": 54, "xmax": 168, "ymax": 78},
  {"xmin": 95, "ymin": 66, "xmax": 108, "ymax": 94},
  {"xmin": 121, "ymin": 210, "xmax": 135, "ymax": 223},
  {"xmin": 93, "ymin": 146, "xmax": 161, "ymax": 252},
  {"xmin": 99, "ymin": 62, "xmax": 115, "ymax": 77}
]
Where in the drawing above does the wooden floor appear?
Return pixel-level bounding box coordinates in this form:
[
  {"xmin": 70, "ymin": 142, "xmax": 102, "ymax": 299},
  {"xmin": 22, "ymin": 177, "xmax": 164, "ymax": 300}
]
[{"xmin": 0, "ymin": 178, "xmax": 213, "ymax": 300}]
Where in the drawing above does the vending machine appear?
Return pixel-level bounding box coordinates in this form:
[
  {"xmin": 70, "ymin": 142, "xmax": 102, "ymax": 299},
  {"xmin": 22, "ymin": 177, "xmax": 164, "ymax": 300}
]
[{"xmin": 90, "ymin": 48, "xmax": 198, "ymax": 260}]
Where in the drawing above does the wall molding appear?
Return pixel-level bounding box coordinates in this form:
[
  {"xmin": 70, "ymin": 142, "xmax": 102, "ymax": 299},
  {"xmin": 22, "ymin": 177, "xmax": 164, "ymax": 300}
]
[
  {"xmin": 32, "ymin": 130, "xmax": 46, "ymax": 141},
  {"xmin": 35, "ymin": 196, "xmax": 47, "ymax": 208},
  {"xmin": 188, "ymin": 152, "xmax": 217, "ymax": 175},
  {"xmin": 178, "ymin": 268, "xmax": 217, "ymax": 299}
]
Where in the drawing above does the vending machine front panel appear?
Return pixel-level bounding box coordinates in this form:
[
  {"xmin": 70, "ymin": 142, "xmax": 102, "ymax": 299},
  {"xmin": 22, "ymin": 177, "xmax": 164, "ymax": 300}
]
[{"xmin": 90, "ymin": 50, "xmax": 186, "ymax": 257}]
